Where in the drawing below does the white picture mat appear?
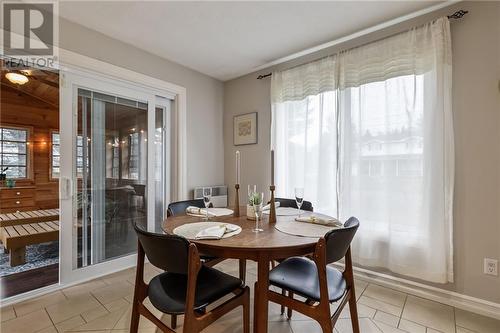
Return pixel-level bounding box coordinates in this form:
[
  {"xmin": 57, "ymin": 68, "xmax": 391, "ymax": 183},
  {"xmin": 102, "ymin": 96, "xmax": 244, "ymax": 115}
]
[{"xmin": 233, "ymin": 112, "xmax": 257, "ymax": 145}]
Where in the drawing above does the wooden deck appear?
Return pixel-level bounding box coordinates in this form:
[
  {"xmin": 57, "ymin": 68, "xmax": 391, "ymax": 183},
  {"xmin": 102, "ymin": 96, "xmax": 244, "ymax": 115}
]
[
  {"xmin": 0, "ymin": 220, "xmax": 59, "ymax": 266},
  {"xmin": 0, "ymin": 209, "xmax": 59, "ymax": 227},
  {"xmin": 0, "ymin": 263, "xmax": 58, "ymax": 299}
]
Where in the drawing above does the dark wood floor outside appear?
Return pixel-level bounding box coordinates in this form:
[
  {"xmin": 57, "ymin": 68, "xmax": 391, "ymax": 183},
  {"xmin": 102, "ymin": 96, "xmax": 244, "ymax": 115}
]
[{"xmin": 0, "ymin": 264, "xmax": 58, "ymax": 298}]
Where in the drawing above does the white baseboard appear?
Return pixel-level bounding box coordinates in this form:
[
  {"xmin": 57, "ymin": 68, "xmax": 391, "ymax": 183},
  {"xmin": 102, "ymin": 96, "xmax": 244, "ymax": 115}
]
[{"xmin": 347, "ymin": 265, "xmax": 500, "ymax": 320}]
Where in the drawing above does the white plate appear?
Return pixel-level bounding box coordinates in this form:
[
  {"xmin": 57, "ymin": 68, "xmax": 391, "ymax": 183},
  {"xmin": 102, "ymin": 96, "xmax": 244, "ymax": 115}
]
[{"xmin": 173, "ymin": 222, "xmax": 242, "ymax": 240}]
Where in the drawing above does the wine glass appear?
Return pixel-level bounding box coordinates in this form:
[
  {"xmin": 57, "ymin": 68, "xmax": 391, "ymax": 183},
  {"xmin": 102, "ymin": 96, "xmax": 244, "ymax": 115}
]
[
  {"xmin": 252, "ymin": 192, "xmax": 264, "ymax": 232},
  {"xmin": 247, "ymin": 184, "xmax": 256, "ymax": 201},
  {"xmin": 295, "ymin": 187, "xmax": 304, "ymax": 217},
  {"xmin": 203, "ymin": 188, "xmax": 212, "ymax": 221}
]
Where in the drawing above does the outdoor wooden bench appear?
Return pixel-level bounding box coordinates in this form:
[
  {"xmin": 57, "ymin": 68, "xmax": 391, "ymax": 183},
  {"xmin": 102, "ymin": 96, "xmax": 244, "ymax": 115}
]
[
  {"xmin": 0, "ymin": 220, "xmax": 59, "ymax": 266},
  {"xmin": 0, "ymin": 209, "xmax": 59, "ymax": 227}
]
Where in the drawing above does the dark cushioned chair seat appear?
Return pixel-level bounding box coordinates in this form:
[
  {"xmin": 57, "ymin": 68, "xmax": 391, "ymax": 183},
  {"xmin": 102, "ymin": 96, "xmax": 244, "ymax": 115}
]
[
  {"xmin": 148, "ymin": 265, "xmax": 242, "ymax": 314},
  {"xmin": 269, "ymin": 257, "xmax": 346, "ymax": 302}
]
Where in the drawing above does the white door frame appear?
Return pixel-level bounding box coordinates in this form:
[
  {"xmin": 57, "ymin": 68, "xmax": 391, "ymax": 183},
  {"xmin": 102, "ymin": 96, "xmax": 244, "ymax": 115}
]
[
  {"xmin": 56, "ymin": 49, "xmax": 187, "ymax": 285},
  {"xmin": 154, "ymin": 97, "xmax": 173, "ymax": 222},
  {"xmin": 58, "ymin": 48, "xmax": 187, "ymax": 201},
  {"xmin": 58, "ymin": 54, "xmax": 188, "ymax": 284},
  {"xmin": 60, "ymin": 69, "xmax": 152, "ymax": 283}
]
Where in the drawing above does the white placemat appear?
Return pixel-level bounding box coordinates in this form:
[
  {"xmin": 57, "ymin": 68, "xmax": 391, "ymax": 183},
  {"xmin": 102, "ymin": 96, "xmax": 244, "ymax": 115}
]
[
  {"xmin": 263, "ymin": 207, "xmax": 300, "ymax": 216},
  {"xmin": 274, "ymin": 212, "xmax": 342, "ymax": 237},
  {"xmin": 173, "ymin": 222, "xmax": 241, "ymax": 240},
  {"xmin": 186, "ymin": 208, "xmax": 234, "ymax": 218},
  {"xmin": 274, "ymin": 221, "xmax": 339, "ymax": 238}
]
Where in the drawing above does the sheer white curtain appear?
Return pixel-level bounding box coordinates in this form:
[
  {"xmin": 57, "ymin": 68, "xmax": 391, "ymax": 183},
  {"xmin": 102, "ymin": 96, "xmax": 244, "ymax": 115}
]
[
  {"xmin": 271, "ymin": 17, "xmax": 454, "ymax": 283},
  {"xmin": 271, "ymin": 56, "xmax": 339, "ymax": 216},
  {"xmin": 272, "ymin": 91, "xmax": 339, "ymax": 216}
]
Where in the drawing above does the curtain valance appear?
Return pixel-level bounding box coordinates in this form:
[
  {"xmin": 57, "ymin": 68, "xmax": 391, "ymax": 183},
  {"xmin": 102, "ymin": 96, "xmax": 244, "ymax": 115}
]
[
  {"xmin": 271, "ymin": 17, "xmax": 451, "ymax": 102},
  {"xmin": 270, "ymin": 56, "xmax": 337, "ymax": 103}
]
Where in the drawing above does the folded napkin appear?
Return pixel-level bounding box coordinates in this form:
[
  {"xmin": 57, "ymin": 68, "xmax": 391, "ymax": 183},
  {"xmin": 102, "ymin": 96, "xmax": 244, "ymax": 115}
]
[
  {"xmin": 262, "ymin": 202, "xmax": 281, "ymax": 211},
  {"xmin": 194, "ymin": 224, "xmax": 240, "ymax": 240},
  {"xmin": 295, "ymin": 215, "xmax": 343, "ymax": 227},
  {"xmin": 195, "ymin": 225, "xmax": 226, "ymax": 239},
  {"xmin": 186, "ymin": 206, "xmax": 216, "ymax": 217}
]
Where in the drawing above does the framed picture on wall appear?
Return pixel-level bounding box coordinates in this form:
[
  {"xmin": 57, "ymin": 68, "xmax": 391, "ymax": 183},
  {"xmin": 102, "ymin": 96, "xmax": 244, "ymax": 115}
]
[{"xmin": 233, "ymin": 112, "xmax": 258, "ymax": 145}]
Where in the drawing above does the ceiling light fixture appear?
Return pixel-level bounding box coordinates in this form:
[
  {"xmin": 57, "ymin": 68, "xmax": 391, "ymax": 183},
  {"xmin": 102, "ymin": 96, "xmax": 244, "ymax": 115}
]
[{"xmin": 5, "ymin": 72, "xmax": 29, "ymax": 85}]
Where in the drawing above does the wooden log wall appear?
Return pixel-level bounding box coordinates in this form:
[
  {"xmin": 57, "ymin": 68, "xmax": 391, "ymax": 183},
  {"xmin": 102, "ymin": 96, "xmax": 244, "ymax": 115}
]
[{"xmin": 1, "ymin": 86, "xmax": 59, "ymax": 209}]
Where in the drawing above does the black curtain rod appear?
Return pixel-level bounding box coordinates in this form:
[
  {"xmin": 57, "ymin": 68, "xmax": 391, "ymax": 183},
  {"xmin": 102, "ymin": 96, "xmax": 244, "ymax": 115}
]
[
  {"xmin": 256, "ymin": 73, "xmax": 272, "ymax": 80},
  {"xmin": 257, "ymin": 9, "xmax": 468, "ymax": 80}
]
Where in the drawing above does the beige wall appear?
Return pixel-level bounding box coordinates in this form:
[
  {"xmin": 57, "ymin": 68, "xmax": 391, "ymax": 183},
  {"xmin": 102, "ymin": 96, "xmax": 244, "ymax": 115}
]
[
  {"xmin": 58, "ymin": 18, "xmax": 225, "ymax": 196},
  {"xmin": 223, "ymin": 1, "xmax": 500, "ymax": 303}
]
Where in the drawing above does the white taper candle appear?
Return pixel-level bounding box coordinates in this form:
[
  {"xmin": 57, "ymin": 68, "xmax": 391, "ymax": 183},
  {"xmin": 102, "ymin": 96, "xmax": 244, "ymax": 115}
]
[
  {"xmin": 236, "ymin": 150, "xmax": 241, "ymax": 184},
  {"xmin": 271, "ymin": 149, "xmax": 275, "ymax": 186}
]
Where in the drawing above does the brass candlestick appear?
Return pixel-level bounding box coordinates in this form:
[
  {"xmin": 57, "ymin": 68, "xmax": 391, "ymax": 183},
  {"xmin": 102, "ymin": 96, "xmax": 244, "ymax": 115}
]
[
  {"xmin": 233, "ymin": 184, "xmax": 240, "ymax": 217},
  {"xmin": 269, "ymin": 185, "xmax": 277, "ymax": 224}
]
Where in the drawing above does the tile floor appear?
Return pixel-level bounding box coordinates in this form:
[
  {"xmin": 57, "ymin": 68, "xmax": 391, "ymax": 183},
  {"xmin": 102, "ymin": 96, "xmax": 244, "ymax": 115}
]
[{"xmin": 1, "ymin": 259, "xmax": 499, "ymax": 333}]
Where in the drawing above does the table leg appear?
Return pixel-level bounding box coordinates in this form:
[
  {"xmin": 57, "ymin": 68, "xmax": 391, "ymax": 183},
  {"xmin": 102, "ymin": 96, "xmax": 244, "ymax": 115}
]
[{"xmin": 254, "ymin": 256, "xmax": 270, "ymax": 333}]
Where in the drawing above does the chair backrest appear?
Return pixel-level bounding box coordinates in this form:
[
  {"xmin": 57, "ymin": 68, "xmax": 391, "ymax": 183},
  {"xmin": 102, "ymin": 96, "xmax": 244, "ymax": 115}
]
[
  {"xmin": 133, "ymin": 222, "xmax": 191, "ymax": 274},
  {"xmin": 324, "ymin": 217, "xmax": 359, "ymax": 264},
  {"xmin": 167, "ymin": 199, "xmax": 205, "ymax": 217},
  {"xmin": 275, "ymin": 198, "xmax": 313, "ymax": 212}
]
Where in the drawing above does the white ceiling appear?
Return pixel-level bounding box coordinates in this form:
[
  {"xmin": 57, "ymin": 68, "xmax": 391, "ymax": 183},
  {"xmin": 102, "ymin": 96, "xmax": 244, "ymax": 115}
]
[{"xmin": 59, "ymin": 1, "xmax": 444, "ymax": 81}]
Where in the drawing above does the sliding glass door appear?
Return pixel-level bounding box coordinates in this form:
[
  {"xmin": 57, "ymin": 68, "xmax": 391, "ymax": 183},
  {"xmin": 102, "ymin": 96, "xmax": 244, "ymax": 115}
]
[
  {"xmin": 59, "ymin": 70, "xmax": 172, "ymax": 282},
  {"xmin": 76, "ymin": 88, "xmax": 150, "ymax": 266}
]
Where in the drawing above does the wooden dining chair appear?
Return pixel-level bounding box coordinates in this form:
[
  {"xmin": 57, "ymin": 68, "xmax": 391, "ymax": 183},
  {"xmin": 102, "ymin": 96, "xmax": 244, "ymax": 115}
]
[
  {"xmin": 167, "ymin": 199, "xmax": 248, "ymax": 287},
  {"xmin": 273, "ymin": 197, "xmax": 314, "ymax": 212},
  {"xmin": 131, "ymin": 223, "xmax": 250, "ymax": 333},
  {"xmin": 267, "ymin": 217, "xmax": 360, "ymax": 333},
  {"xmin": 270, "ymin": 197, "xmax": 314, "ymax": 314},
  {"xmin": 167, "ymin": 199, "xmax": 209, "ymax": 217}
]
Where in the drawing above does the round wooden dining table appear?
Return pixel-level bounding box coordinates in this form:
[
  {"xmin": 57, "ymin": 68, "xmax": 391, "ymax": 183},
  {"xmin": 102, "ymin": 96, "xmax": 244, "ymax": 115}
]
[{"xmin": 162, "ymin": 207, "xmax": 319, "ymax": 333}]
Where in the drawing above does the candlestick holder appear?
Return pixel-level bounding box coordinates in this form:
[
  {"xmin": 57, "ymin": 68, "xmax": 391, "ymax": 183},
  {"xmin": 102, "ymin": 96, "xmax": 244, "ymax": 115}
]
[
  {"xmin": 234, "ymin": 184, "xmax": 240, "ymax": 217},
  {"xmin": 269, "ymin": 185, "xmax": 277, "ymax": 224}
]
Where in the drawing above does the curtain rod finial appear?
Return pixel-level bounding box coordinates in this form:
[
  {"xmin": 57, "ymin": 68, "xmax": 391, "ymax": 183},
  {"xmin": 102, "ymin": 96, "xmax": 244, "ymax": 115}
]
[
  {"xmin": 257, "ymin": 73, "xmax": 272, "ymax": 80},
  {"xmin": 448, "ymin": 10, "xmax": 468, "ymax": 20}
]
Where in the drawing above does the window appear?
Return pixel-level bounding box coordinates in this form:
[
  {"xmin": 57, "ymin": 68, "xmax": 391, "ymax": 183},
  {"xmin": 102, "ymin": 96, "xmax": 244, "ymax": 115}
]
[
  {"xmin": 111, "ymin": 144, "xmax": 120, "ymax": 179},
  {"xmin": 128, "ymin": 132, "xmax": 140, "ymax": 179},
  {"xmin": 0, "ymin": 127, "xmax": 29, "ymax": 179},
  {"xmin": 51, "ymin": 132, "xmax": 85, "ymax": 178},
  {"xmin": 272, "ymin": 91, "xmax": 338, "ymax": 216},
  {"xmin": 51, "ymin": 132, "xmax": 60, "ymax": 178},
  {"xmin": 76, "ymin": 136, "xmax": 85, "ymax": 175},
  {"xmin": 271, "ymin": 16, "xmax": 454, "ymax": 284}
]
